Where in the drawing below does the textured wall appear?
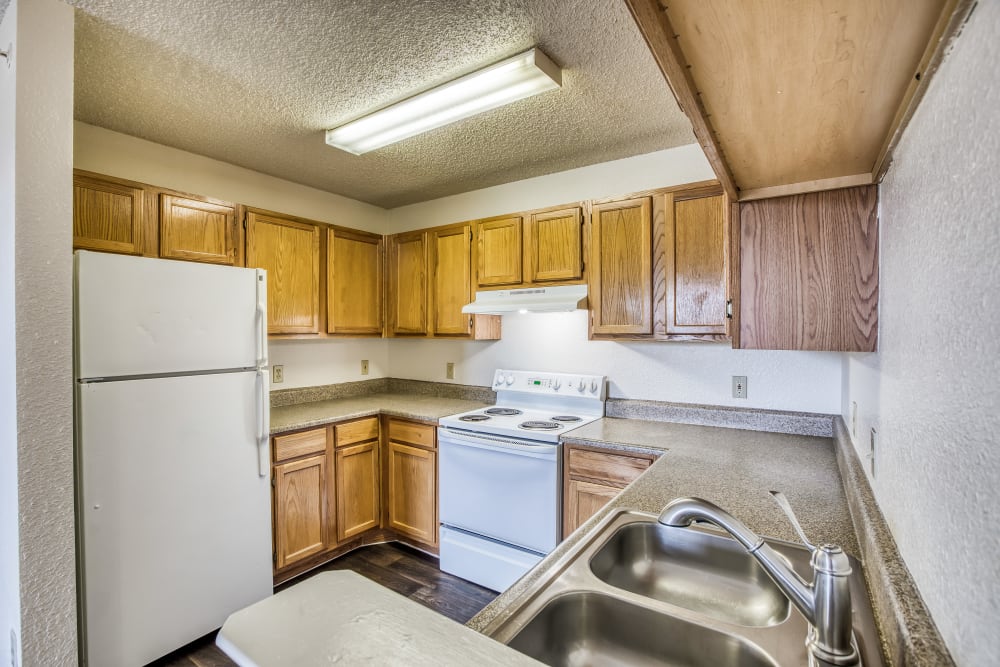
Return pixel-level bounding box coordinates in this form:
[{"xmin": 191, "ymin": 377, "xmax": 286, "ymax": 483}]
[
  {"xmin": 74, "ymin": 122, "xmax": 388, "ymax": 234},
  {"xmin": 12, "ymin": 0, "xmax": 77, "ymax": 664},
  {"xmin": 0, "ymin": 5, "xmax": 19, "ymax": 665},
  {"xmin": 842, "ymin": 3, "xmax": 1000, "ymax": 664},
  {"xmin": 391, "ymin": 311, "xmax": 843, "ymax": 413}
]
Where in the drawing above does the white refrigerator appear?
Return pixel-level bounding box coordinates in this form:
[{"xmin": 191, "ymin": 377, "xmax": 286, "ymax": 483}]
[{"xmin": 74, "ymin": 250, "xmax": 273, "ymax": 666}]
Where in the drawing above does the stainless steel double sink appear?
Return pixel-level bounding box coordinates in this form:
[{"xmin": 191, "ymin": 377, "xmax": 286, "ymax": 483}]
[{"xmin": 482, "ymin": 509, "xmax": 885, "ymax": 667}]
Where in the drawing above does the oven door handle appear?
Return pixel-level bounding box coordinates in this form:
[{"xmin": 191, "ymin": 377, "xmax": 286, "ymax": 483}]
[{"xmin": 438, "ymin": 429, "xmax": 558, "ymax": 460}]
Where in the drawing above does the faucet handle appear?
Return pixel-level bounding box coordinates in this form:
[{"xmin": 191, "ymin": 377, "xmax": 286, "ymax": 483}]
[{"xmin": 769, "ymin": 490, "xmax": 816, "ymax": 552}]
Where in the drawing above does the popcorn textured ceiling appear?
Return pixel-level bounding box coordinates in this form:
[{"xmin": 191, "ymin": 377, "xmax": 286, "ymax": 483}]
[{"xmin": 70, "ymin": 0, "xmax": 694, "ymax": 208}]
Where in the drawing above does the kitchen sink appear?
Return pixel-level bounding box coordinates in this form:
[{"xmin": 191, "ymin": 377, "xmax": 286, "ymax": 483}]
[
  {"xmin": 506, "ymin": 591, "xmax": 779, "ymax": 667},
  {"xmin": 589, "ymin": 522, "xmax": 790, "ymax": 627},
  {"xmin": 483, "ymin": 509, "xmax": 885, "ymax": 667}
]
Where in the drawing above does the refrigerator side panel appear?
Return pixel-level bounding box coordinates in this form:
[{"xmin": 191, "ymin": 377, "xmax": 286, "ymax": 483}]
[
  {"xmin": 77, "ymin": 372, "xmax": 272, "ymax": 667},
  {"xmin": 76, "ymin": 250, "xmax": 262, "ymax": 378}
]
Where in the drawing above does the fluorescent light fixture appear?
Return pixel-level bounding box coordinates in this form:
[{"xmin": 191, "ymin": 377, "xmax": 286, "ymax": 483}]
[{"xmin": 325, "ymin": 48, "xmax": 562, "ymax": 155}]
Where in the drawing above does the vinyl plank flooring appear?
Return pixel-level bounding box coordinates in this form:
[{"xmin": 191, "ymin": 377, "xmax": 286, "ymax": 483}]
[{"xmin": 156, "ymin": 542, "xmax": 498, "ymax": 666}]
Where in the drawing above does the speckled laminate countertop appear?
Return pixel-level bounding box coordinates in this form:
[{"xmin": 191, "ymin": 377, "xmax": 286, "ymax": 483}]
[
  {"xmin": 270, "ymin": 393, "xmax": 490, "ymax": 434},
  {"xmin": 468, "ymin": 416, "xmax": 858, "ymax": 632}
]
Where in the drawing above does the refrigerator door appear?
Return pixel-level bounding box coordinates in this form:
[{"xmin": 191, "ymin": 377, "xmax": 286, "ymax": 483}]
[
  {"xmin": 77, "ymin": 371, "xmax": 272, "ymax": 667},
  {"xmin": 76, "ymin": 250, "xmax": 267, "ymax": 379}
]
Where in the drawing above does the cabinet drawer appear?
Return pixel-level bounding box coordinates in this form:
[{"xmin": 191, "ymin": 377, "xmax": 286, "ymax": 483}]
[
  {"xmin": 335, "ymin": 417, "xmax": 379, "ymax": 447},
  {"xmin": 388, "ymin": 419, "xmax": 436, "ymax": 449},
  {"xmin": 567, "ymin": 447, "xmax": 653, "ymax": 487},
  {"xmin": 273, "ymin": 427, "xmax": 327, "ymax": 462}
]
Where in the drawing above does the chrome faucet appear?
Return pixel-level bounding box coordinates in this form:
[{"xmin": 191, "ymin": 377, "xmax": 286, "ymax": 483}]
[{"xmin": 658, "ymin": 492, "xmax": 859, "ymax": 666}]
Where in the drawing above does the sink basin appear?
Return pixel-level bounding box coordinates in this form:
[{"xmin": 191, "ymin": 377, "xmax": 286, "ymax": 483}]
[
  {"xmin": 507, "ymin": 591, "xmax": 779, "ymax": 667},
  {"xmin": 589, "ymin": 522, "xmax": 791, "ymax": 627}
]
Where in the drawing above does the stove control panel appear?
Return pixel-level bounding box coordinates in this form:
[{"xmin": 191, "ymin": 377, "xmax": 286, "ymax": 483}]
[{"xmin": 492, "ymin": 369, "xmax": 606, "ymax": 399}]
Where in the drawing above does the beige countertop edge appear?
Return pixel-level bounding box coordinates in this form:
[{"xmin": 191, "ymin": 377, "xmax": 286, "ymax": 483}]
[{"xmin": 269, "ymin": 394, "xmax": 491, "ymax": 434}]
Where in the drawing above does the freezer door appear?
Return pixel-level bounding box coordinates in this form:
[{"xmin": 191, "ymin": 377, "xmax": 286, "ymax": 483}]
[
  {"xmin": 77, "ymin": 372, "xmax": 272, "ymax": 667},
  {"xmin": 76, "ymin": 250, "xmax": 266, "ymax": 378}
]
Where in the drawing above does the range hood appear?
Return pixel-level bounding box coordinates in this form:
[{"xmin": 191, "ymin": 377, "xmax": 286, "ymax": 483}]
[{"xmin": 461, "ymin": 284, "xmax": 588, "ymax": 315}]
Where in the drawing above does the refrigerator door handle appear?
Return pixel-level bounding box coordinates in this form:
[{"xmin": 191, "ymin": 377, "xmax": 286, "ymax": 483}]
[
  {"xmin": 256, "ymin": 369, "xmax": 269, "ymax": 477},
  {"xmin": 255, "ymin": 270, "xmax": 268, "ymax": 368}
]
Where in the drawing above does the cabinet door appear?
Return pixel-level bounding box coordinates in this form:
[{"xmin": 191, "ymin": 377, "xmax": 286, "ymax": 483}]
[
  {"xmin": 387, "ymin": 231, "xmax": 428, "ymax": 335},
  {"xmin": 564, "ymin": 479, "xmax": 619, "ymax": 536},
  {"xmin": 328, "ymin": 229, "xmax": 382, "ymax": 335},
  {"xmin": 475, "ymin": 216, "xmax": 522, "ymax": 287},
  {"xmin": 430, "ymin": 225, "xmax": 473, "ymax": 336},
  {"xmin": 273, "ymin": 454, "xmax": 328, "ymax": 569},
  {"xmin": 246, "ymin": 211, "xmax": 320, "ymax": 334},
  {"xmin": 387, "ymin": 441, "xmax": 438, "ymax": 546},
  {"xmin": 73, "ymin": 173, "xmax": 145, "ymax": 255},
  {"xmin": 739, "ymin": 185, "xmax": 878, "ymax": 351},
  {"xmin": 590, "ymin": 197, "xmax": 653, "ymax": 335},
  {"xmin": 527, "ymin": 207, "xmax": 583, "ymax": 283},
  {"xmin": 664, "ymin": 194, "xmax": 728, "ymax": 335},
  {"xmin": 336, "ymin": 441, "xmax": 380, "ymax": 541},
  {"xmin": 159, "ymin": 194, "xmax": 236, "ymax": 265}
]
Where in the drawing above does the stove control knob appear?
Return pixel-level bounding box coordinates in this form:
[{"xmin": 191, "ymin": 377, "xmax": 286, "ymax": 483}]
[
  {"xmin": 553, "ymin": 379, "xmax": 561, "ymax": 390},
  {"xmin": 505, "ymin": 373, "xmax": 515, "ymax": 386},
  {"xmin": 590, "ymin": 379, "xmax": 600, "ymax": 394},
  {"xmin": 577, "ymin": 379, "xmax": 586, "ymax": 392}
]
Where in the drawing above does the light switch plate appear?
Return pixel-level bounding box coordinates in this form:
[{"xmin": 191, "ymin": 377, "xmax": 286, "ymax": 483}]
[
  {"xmin": 361, "ymin": 359, "xmax": 369, "ymax": 375},
  {"xmin": 732, "ymin": 376, "xmax": 748, "ymax": 399},
  {"xmin": 446, "ymin": 362, "xmax": 455, "ymax": 380},
  {"xmin": 272, "ymin": 365, "xmax": 284, "ymax": 384}
]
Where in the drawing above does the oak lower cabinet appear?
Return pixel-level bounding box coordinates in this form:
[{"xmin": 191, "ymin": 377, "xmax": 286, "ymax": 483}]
[
  {"xmin": 334, "ymin": 418, "xmax": 381, "ymax": 541},
  {"xmin": 246, "ymin": 209, "xmax": 321, "ymax": 334},
  {"xmin": 563, "ymin": 444, "xmax": 657, "ymax": 536},
  {"xmin": 272, "ymin": 426, "xmax": 331, "ymax": 570},
  {"xmin": 385, "ymin": 418, "xmax": 438, "ymax": 547}
]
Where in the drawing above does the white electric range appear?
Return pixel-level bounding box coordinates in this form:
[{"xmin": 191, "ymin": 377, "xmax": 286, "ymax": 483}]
[{"xmin": 438, "ymin": 369, "xmax": 606, "ymax": 592}]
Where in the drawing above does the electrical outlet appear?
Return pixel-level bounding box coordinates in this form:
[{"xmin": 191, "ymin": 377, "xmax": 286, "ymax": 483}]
[
  {"xmin": 361, "ymin": 359, "xmax": 369, "ymax": 375},
  {"xmin": 869, "ymin": 428, "xmax": 878, "ymax": 477},
  {"xmin": 446, "ymin": 362, "xmax": 455, "ymax": 380},
  {"xmin": 732, "ymin": 376, "xmax": 748, "ymax": 399},
  {"xmin": 851, "ymin": 401, "xmax": 858, "ymax": 437},
  {"xmin": 272, "ymin": 365, "xmax": 284, "ymax": 384}
]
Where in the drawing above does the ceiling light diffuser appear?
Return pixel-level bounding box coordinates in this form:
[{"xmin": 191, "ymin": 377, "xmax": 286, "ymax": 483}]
[{"xmin": 325, "ymin": 48, "xmax": 562, "ymax": 155}]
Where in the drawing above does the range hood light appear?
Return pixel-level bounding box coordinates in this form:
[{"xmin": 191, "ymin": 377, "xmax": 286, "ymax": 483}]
[
  {"xmin": 325, "ymin": 48, "xmax": 562, "ymax": 155},
  {"xmin": 462, "ymin": 285, "xmax": 588, "ymax": 315}
]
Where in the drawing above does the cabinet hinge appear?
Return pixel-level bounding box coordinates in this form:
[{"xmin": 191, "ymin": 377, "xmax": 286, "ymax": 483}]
[{"xmin": 726, "ymin": 300, "xmax": 733, "ymax": 319}]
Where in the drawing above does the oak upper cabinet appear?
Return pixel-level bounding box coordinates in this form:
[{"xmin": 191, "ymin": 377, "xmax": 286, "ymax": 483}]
[
  {"xmin": 475, "ymin": 215, "xmax": 522, "ymax": 288},
  {"xmin": 327, "ymin": 228, "xmax": 383, "ymax": 335},
  {"xmin": 385, "ymin": 418, "xmax": 438, "ymax": 547},
  {"xmin": 590, "ymin": 197, "xmax": 653, "ymax": 335},
  {"xmin": 526, "ymin": 207, "xmax": 584, "ymax": 283},
  {"xmin": 159, "ymin": 194, "xmax": 238, "ymax": 265},
  {"xmin": 387, "ymin": 230, "xmax": 429, "ymax": 336},
  {"xmin": 246, "ymin": 210, "xmax": 321, "ymax": 334},
  {"xmin": 563, "ymin": 445, "xmax": 656, "ymax": 536},
  {"xmin": 73, "ymin": 171, "xmax": 147, "ymax": 255},
  {"xmin": 272, "ymin": 428, "xmax": 330, "ymax": 570},
  {"xmin": 334, "ymin": 417, "xmax": 381, "ymax": 541},
  {"xmin": 663, "ymin": 191, "xmax": 729, "ymax": 336},
  {"xmin": 738, "ymin": 185, "xmax": 879, "ymax": 351},
  {"xmin": 430, "ymin": 224, "xmax": 474, "ymax": 336}
]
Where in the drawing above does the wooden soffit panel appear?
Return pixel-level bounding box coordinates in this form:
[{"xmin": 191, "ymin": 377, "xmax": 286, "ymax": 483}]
[{"xmin": 627, "ymin": 0, "xmax": 973, "ymax": 198}]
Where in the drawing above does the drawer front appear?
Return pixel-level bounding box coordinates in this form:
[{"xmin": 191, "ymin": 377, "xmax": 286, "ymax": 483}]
[
  {"xmin": 335, "ymin": 416, "xmax": 379, "ymax": 447},
  {"xmin": 388, "ymin": 419, "xmax": 436, "ymax": 449},
  {"xmin": 273, "ymin": 427, "xmax": 327, "ymax": 462},
  {"xmin": 567, "ymin": 447, "xmax": 652, "ymax": 487}
]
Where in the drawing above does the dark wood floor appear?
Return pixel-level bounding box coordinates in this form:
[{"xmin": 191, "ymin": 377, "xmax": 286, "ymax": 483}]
[{"xmin": 153, "ymin": 542, "xmax": 498, "ymax": 667}]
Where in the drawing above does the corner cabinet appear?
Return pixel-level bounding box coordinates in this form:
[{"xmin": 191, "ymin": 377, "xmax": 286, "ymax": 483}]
[
  {"xmin": 385, "ymin": 418, "xmax": 438, "ymax": 547},
  {"xmin": 245, "ymin": 210, "xmax": 321, "ymax": 334},
  {"xmin": 334, "ymin": 417, "xmax": 381, "ymax": 541}
]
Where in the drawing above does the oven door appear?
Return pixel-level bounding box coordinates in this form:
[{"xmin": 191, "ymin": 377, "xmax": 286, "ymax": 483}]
[{"xmin": 438, "ymin": 427, "xmax": 560, "ymax": 554}]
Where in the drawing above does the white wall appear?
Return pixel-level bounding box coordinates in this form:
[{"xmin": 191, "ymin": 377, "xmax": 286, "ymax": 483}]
[
  {"xmin": 392, "ymin": 311, "xmax": 843, "ymax": 413},
  {"xmin": 387, "ymin": 144, "xmax": 715, "ymax": 231},
  {"xmin": 0, "ymin": 5, "xmax": 19, "ymax": 665},
  {"xmin": 74, "ymin": 122, "xmax": 388, "ymax": 234},
  {"xmin": 7, "ymin": 0, "xmax": 77, "ymax": 664},
  {"xmin": 842, "ymin": 3, "xmax": 1000, "ymax": 664},
  {"xmin": 269, "ymin": 338, "xmax": 389, "ymax": 389}
]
